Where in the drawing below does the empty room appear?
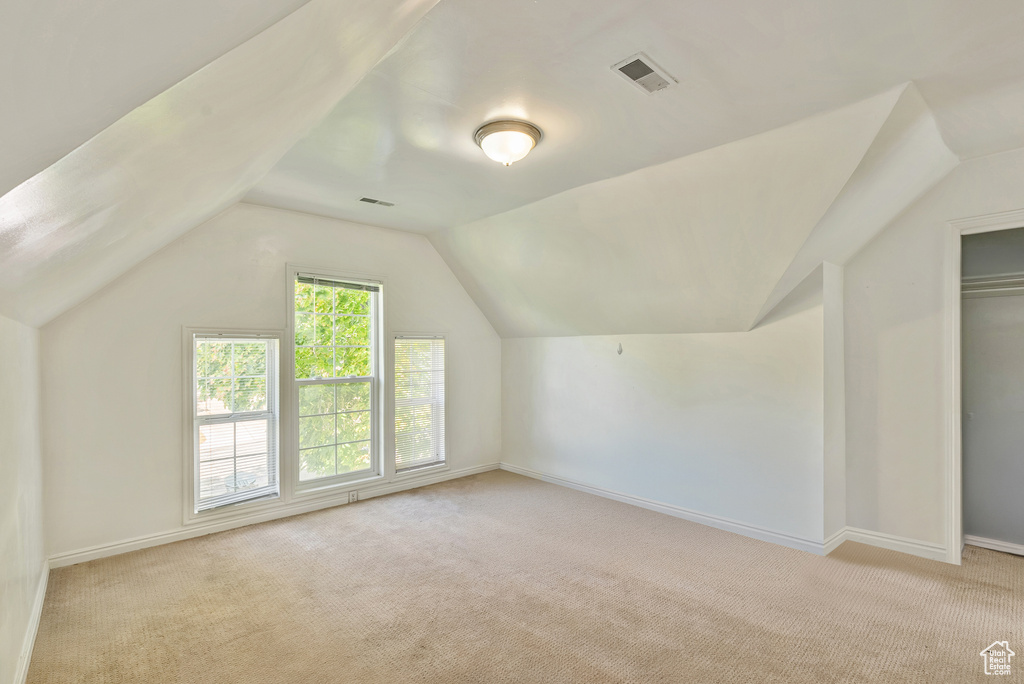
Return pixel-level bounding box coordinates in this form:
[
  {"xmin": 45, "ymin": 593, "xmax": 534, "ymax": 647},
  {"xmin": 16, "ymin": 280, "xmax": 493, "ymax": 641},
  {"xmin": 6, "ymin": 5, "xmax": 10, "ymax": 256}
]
[{"xmin": 3, "ymin": 0, "xmax": 1024, "ymax": 682}]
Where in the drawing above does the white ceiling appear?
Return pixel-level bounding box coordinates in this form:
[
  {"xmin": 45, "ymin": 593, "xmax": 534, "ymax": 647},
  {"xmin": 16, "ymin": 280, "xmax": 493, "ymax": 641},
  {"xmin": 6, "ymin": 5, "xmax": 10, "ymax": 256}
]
[
  {"xmin": 0, "ymin": 0, "xmax": 438, "ymax": 326},
  {"xmin": 751, "ymin": 83, "xmax": 958, "ymax": 328},
  {"xmin": 247, "ymin": 0, "xmax": 1024, "ymax": 233},
  {"xmin": 0, "ymin": 0, "xmax": 311, "ymax": 199},
  {"xmin": 4, "ymin": 0, "xmax": 1024, "ymax": 334},
  {"xmin": 431, "ymin": 90, "xmax": 902, "ymax": 337}
]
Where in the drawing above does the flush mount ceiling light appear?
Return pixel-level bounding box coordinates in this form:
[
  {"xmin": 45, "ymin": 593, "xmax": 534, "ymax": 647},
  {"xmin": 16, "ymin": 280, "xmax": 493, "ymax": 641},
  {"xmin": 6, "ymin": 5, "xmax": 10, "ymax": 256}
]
[{"xmin": 474, "ymin": 120, "xmax": 542, "ymax": 166}]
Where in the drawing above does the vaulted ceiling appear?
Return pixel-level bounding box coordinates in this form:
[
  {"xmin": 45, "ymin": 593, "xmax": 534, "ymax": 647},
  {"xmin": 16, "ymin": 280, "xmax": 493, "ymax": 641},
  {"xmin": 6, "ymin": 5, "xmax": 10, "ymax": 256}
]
[
  {"xmin": 2, "ymin": 0, "xmax": 1024, "ymax": 332},
  {"xmin": 0, "ymin": 0, "xmax": 438, "ymax": 325},
  {"xmin": 246, "ymin": 0, "xmax": 1024, "ymax": 234},
  {"xmin": 432, "ymin": 85, "xmax": 956, "ymax": 337},
  {"xmin": 0, "ymin": 0, "xmax": 311, "ymax": 200}
]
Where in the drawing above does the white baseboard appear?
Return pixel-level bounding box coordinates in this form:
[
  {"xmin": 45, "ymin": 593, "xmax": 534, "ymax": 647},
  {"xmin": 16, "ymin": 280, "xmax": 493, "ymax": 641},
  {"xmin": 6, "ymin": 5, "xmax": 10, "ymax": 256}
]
[
  {"xmin": 838, "ymin": 526, "xmax": 948, "ymax": 562},
  {"xmin": 49, "ymin": 462, "xmax": 499, "ymax": 568},
  {"xmin": 14, "ymin": 560, "xmax": 49, "ymax": 684},
  {"xmin": 499, "ymin": 463, "xmax": 826, "ymax": 555},
  {"xmin": 499, "ymin": 463, "xmax": 953, "ymax": 563},
  {"xmin": 823, "ymin": 527, "xmax": 847, "ymax": 554},
  {"xmin": 48, "ymin": 461, "xmax": 958, "ymax": 572},
  {"xmin": 964, "ymin": 534, "xmax": 1024, "ymax": 557}
]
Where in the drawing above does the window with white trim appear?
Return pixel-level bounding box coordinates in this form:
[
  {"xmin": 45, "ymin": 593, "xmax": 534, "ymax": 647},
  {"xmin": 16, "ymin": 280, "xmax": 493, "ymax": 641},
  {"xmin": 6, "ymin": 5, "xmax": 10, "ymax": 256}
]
[
  {"xmin": 191, "ymin": 334, "xmax": 279, "ymax": 512},
  {"xmin": 394, "ymin": 336, "xmax": 446, "ymax": 472},
  {"xmin": 293, "ymin": 274, "xmax": 381, "ymax": 482}
]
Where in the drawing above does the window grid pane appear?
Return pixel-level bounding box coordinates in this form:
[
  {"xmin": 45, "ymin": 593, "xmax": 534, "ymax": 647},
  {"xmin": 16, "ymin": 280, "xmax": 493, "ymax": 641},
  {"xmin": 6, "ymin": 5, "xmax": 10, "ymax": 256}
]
[
  {"xmin": 295, "ymin": 279, "xmax": 374, "ymax": 381},
  {"xmin": 194, "ymin": 337, "xmax": 279, "ymax": 512},
  {"xmin": 296, "ymin": 381, "xmax": 373, "ymax": 481},
  {"xmin": 295, "ymin": 275, "xmax": 378, "ymax": 484}
]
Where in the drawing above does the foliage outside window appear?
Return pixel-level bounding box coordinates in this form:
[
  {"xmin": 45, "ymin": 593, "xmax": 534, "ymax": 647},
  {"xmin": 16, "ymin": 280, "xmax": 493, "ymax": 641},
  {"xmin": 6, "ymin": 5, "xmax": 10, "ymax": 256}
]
[
  {"xmin": 193, "ymin": 335, "xmax": 279, "ymax": 512},
  {"xmin": 294, "ymin": 275, "xmax": 379, "ymax": 482}
]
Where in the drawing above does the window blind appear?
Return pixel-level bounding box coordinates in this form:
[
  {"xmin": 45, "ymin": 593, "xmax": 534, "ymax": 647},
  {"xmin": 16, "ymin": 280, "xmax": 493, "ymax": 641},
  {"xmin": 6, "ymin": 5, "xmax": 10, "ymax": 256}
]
[
  {"xmin": 296, "ymin": 275, "xmax": 380, "ymax": 292},
  {"xmin": 394, "ymin": 336, "xmax": 445, "ymax": 471},
  {"xmin": 194, "ymin": 336, "xmax": 279, "ymax": 512}
]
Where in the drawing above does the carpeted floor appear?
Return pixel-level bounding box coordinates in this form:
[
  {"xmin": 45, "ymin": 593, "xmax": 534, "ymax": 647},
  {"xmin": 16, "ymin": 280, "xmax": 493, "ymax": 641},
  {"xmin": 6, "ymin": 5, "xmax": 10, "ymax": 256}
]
[{"xmin": 28, "ymin": 470, "xmax": 1024, "ymax": 683}]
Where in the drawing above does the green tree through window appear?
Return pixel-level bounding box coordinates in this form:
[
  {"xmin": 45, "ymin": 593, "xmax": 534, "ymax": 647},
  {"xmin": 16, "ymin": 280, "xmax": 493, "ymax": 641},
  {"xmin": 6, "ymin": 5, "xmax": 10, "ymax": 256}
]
[{"xmin": 294, "ymin": 275, "xmax": 379, "ymax": 482}]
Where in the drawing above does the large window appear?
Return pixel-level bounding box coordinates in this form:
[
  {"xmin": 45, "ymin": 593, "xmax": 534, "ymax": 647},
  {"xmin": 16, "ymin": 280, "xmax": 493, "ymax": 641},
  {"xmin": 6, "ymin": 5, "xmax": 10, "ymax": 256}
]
[
  {"xmin": 293, "ymin": 274, "xmax": 381, "ymax": 483},
  {"xmin": 394, "ymin": 336, "xmax": 446, "ymax": 472},
  {"xmin": 191, "ymin": 334, "xmax": 279, "ymax": 512}
]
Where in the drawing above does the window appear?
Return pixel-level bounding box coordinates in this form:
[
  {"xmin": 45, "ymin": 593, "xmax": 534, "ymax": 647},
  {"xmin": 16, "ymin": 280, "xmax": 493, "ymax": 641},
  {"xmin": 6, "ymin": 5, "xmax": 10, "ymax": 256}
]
[
  {"xmin": 293, "ymin": 274, "xmax": 381, "ymax": 483},
  {"xmin": 191, "ymin": 334, "xmax": 279, "ymax": 512},
  {"xmin": 394, "ymin": 336, "xmax": 446, "ymax": 472}
]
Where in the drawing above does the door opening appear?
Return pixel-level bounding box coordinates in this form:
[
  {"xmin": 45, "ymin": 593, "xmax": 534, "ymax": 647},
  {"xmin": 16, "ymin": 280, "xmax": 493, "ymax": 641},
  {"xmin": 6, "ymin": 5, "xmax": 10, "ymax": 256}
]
[{"xmin": 959, "ymin": 227, "xmax": 1024, "ymax": 557}]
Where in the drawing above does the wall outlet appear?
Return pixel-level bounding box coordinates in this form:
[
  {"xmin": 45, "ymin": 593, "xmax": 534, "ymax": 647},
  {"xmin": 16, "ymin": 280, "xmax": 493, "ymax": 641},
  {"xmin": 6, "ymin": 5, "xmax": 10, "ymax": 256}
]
[{"xmin": 348, "ymin": 491, "xmax": 358, "ymax": 503}]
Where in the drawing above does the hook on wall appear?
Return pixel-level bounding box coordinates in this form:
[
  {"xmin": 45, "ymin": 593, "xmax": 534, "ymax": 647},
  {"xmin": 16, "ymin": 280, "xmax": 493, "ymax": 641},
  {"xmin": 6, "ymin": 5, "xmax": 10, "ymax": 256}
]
[{"xmin": 617, "ymin": 343, "xmax": 623, "ymax": 355}]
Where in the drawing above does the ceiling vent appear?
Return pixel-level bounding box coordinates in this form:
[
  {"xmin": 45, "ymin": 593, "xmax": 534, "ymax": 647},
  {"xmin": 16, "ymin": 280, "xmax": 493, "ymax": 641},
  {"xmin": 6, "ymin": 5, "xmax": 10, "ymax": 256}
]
[
  {"xmin": 359, "ymin": 197, "xmax": 395, "ymax": 207},
  {"xmin": 612, "ymin": 52, "xmax": 676, "ymax": 94}
]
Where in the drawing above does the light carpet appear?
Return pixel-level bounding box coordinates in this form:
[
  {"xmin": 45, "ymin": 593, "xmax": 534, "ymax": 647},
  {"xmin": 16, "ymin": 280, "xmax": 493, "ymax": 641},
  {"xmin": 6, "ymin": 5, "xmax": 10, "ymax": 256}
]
[{"xmin": 28, "ymin": 470, "xmax": 1023, "ymax": 682}]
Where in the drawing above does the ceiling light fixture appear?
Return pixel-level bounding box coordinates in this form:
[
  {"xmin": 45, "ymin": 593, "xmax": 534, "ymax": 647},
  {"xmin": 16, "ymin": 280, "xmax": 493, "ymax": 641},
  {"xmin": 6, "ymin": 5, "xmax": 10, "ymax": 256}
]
[{"xmin": 474, "ymin": 120, "xmax": 542, "ymax": 166}]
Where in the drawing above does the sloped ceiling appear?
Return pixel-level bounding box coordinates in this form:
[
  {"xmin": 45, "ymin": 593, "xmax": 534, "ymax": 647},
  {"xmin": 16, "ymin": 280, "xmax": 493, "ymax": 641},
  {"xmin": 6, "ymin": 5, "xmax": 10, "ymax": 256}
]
[
  {"xmin": 430, "ymin": 90, "xmax": 901, "ymax": 337},
  {"xmin": 5, "ymin": 0, "xmax": 1024, "ymax": 335},
  {"xmin": 0, "ymin": 0, "xmax": 312, "ymax": 199},
  {"xmin": 750, "ymin": 83, "xmax": 959, "ymax": 328},
  {"xmin": 245, "ymin": 0, "xmax": 1024, "ymax": 233},
  {"xmin": 0, "ymin": 0, "xmax": 438, "ymax": 326}
]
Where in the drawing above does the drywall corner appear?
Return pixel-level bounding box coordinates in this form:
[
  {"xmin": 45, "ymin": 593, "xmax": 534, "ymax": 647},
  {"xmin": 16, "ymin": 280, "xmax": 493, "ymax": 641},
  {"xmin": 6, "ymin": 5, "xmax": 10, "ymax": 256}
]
[
  {"xmin": 0, "ymin": 313, "xmax": 47, "ymax": 684},
  {"xmin": 751, "ymin": 82, "xmax": 958, "ymax": 329},
  {"xmin": 823, "ymin": 262, "xmax": 846, "ymax": 539},
  {"xmin": 11, "ymin": 561, "xmax": 48, "ymax": 684},
  {"xmin": 752, "ymin": 263, "xmax": 823, "ymax": 330}
]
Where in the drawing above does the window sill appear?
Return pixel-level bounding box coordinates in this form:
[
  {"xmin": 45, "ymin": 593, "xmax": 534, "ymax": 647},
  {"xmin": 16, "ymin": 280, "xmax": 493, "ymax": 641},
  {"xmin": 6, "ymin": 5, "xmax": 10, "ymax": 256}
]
[
  {"xmin": 183, "ymin": 491, "xmax": 283, "ymax": 526},
  {"xmin": 182, "ymin": 464, "xmax": 457, "ymax": 529},
  {"xmin": 393, "ymin": 461, "xmax": 449, "ymax": 480},
  {"xmin": 292, "ymin": 471, "xmax": 385, "ymax": 501}
]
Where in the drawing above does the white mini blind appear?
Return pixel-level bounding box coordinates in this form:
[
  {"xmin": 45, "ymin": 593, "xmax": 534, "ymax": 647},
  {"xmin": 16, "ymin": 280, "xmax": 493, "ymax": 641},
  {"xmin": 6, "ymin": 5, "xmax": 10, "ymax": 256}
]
[
  {"xmin": 394, "ymin": 336, "xmax": 445, "ymax": 471},
  {"xmin": 194, "ymin": 335, "xmax": 279, "ymax": 512}
]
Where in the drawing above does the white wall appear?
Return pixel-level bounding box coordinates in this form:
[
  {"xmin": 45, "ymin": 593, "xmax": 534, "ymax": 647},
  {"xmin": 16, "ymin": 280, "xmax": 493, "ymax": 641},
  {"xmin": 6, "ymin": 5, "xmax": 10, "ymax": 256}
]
[
  {"xmin": 40, "ymin": 203, "xmax": 501, "ymax": 557},
  {"xmin": 822, "ymin": 263, "xmax": 847, "ymax": 539},
  {"xmin": 501, "ymin": 288, "xmax": 827, "ymax": 545},
  {"xmin": 845, "ymin": 146, "xmax": 1024, "ymax": 548},
  {"xmin": 0, "ymin": 314, "xmax": 45, "ymax": 684},
  {"xmin": 961, "ymin": 293, "xmax": 1024, "ymax": 545}
]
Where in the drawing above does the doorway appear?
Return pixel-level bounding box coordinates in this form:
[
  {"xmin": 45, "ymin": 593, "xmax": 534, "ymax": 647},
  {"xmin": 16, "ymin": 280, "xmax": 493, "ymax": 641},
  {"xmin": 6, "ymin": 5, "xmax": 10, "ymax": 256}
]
[{"xmin": 959, "ymin": 226, "xmax": 1024, "ymax": 556}]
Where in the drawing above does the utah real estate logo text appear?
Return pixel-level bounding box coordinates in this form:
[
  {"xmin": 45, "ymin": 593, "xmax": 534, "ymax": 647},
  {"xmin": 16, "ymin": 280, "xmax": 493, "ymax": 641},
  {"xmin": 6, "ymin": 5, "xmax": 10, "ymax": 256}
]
[{"xmin": 980, "ymin": 641, "xmax": 1014, "ymax": 676}]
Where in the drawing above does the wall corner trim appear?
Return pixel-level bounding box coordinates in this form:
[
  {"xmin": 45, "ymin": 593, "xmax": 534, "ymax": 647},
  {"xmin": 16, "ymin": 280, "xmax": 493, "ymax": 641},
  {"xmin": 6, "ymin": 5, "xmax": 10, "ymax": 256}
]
[
  {"xmin": 839, "ymin": 527, "xmax": 949, "ymax": 562},
  {"xmin": 948, "ymin": 207, "xmax": 1024, "ymax": 234},
  {"xmin": 14, "ymin": 560, "xmax": 49, "ymax": 684},
  {"xmin": 498, "ymin": 462, "xmax": 826, "ymax": 555},
  {"xmin": 823, "ymin": 527, "xmax": 847, "ymax": 554}
]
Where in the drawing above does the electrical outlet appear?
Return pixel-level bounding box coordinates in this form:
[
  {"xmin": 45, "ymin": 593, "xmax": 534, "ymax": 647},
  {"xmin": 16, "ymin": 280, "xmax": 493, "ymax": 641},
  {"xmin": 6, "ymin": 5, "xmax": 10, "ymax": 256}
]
[{"xmin": 348, "ymin": 491, "xmax": 358, "ymax": 504}]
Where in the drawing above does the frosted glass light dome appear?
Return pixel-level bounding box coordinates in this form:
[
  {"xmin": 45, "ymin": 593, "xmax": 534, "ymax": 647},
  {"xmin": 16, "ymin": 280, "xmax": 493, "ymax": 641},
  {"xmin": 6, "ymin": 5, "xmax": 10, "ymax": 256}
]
[{"xmin": 474, "ymin": 121, "xmax": 542, "ymax": 166}]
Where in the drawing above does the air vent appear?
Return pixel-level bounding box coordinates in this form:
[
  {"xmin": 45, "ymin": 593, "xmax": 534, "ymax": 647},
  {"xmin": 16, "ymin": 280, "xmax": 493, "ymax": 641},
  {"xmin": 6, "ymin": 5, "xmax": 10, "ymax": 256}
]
[
  {"xmin": 359, "ymin": 197, "xmax": 395, "ymax": 207},
  {"xmin": 612, "ymin": 52, "xmax": 676, "ymax": 94}
]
